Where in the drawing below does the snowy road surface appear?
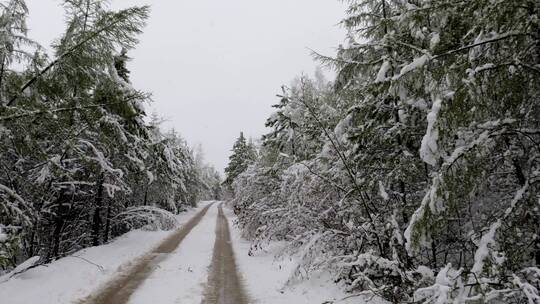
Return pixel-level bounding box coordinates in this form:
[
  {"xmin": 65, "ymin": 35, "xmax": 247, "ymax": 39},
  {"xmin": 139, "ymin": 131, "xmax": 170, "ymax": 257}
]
[
  {"xmin": 79, "ymin": 202, "xmax": 250, "ymax": 304},
  {"xmin": 81, "ymin": 203, "xmax": 217, "ymax": 304},
  {"xmin": 201, "ymin": 204, "xmax": 248, "ymax": 304},
  {"xmin": 1, "ymin": 201, "xmax": 362, "ymax": 304}
]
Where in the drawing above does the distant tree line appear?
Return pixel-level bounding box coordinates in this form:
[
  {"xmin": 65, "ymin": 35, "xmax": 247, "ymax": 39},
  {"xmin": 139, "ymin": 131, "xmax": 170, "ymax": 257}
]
[
  {"xmin": 227, "ymin": 0, "xmax": 539, "ymax": 303},
  {"xmin": 0, "ymin": 0, "xmax": 220, "ymax": 271}
]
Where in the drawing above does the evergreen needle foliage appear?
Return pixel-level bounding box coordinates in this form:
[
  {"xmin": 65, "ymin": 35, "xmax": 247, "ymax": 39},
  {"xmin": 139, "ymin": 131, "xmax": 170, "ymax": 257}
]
[
  {"xmin": 0, "ymin": 0, "xmax": 221, "ymax": 271},
  {"xmin": 228, "ymin": 1, "xmax": 540, "ymax": 303}
]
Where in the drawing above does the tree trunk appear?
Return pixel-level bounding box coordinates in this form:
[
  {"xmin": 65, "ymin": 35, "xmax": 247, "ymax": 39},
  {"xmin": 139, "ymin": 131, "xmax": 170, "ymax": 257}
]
[
  {"xmin": 51, "ymin": 194, "xmax": 68, "ymax": 260},
  {"xmin": 143, "ymin": 185, "xmax": 148, "ymax": 206},
  {"xmin": 92, "ymin": 173, "xmax": 104, "ymax": 246},
  {"xmin": 28, "ymin": 226, "xmax": 37, "ymax": 257},
  {"xmin": 104, "ymin": 200, "xmax": 111, "ymax": 243},
  {"xmin": 0, "ymin": 55, "xmax": 5, "ymax": 104},
  {"xmin": 52, "ymin": 217, "xmax": 63, "ymax": 259},
  {"xmin": 534, "ymin": 238, "xmax": 540, "ymax": 267},
  {"xmin": 431, "ymin": 240, "xmax": 438, "ymax": 269}
]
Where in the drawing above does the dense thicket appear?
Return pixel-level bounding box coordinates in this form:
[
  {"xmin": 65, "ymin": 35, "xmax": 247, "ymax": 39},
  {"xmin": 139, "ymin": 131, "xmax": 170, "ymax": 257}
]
[
  {"xmin": 0, "ymin": 0, "xmax": 219, "ymax": 272},
  {"xmin": 230, "ymin": 0, "xmax": 539, "ymax": 302}
]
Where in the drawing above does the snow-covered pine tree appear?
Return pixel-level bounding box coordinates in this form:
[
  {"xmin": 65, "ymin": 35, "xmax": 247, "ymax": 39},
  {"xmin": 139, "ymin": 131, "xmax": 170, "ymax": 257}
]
[{"xmin": 224, "ymin": 132, "xmax": 256, "ymax": 186}]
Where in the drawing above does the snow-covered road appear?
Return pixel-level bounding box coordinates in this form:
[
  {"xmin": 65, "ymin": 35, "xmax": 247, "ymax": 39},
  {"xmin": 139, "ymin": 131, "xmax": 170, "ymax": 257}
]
[
  {"xmin": 1, "ymin": 201, "xmax": 363, "ymax": 304},
  {"xmin": 201, "ymin": 204, "xmax": 248, "ymax": 304},
  {"xmin": 79, "ymin": 202, "xmax": 251, "ymax": 304},
  {"xmin": 83, "ymin": 202, "xmax": 217, "ymax": 304}
]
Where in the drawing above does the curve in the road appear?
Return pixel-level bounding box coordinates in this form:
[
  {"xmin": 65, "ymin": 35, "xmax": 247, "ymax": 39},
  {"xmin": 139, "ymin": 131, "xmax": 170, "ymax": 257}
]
[
  {"xmin": 79, "ymin": 203, "xmax": 214, "ymax": 304},
  {"xmin": 202, "ymin": 203, "xmax": 249, "ymax": 304}
]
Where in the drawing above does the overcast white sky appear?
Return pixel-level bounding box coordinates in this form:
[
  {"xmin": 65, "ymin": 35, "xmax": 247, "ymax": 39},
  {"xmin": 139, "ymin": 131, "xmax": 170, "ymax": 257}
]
[{"xmin": 25, "ymin": 0, "xmax": 346, "ymax": 172}]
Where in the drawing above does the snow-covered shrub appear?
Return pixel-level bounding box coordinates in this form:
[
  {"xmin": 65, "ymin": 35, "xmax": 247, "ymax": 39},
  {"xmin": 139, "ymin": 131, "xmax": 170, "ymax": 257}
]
[
  {"xmin": 0, "ymin": 225, "xmax": 21, "ymax": 272},
  {"xmin": 114, "ymin": 206, "xmax": 178, "ymax": 231}
]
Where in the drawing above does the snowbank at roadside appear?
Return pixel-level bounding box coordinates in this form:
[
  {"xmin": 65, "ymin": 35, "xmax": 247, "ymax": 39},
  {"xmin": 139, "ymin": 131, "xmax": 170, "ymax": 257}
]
[
  {"xmin": 225, "ymin": 207, "xmax": 386, "ymax": 304},
  {"xmin": 0, "ymin": 202, "xmax": 210, "ymax": 304}
]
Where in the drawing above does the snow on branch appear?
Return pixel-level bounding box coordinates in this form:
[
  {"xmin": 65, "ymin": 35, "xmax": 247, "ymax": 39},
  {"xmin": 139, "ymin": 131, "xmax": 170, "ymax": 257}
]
[
  {"xmin": 404, "ymin": 175, "xmax": 441, "ymax": 253},
  {"xmin": 0, "ymin": 256, "xmax": 41, "ymax": 283},
  {"xmin": 470, "ymin": 220, "xmax": 501, "ymax": 275},
  {"xmin": 0, "ymin": 183, "xmax": 33, "ymax": 226},
  {"xmin": 413, "ymin": 264, "xmax": 461, "ymax": 304},
  {"xmin": 513, "ymin": 272, "xmax": 540, "ymax": 304},
  {"xmin": 78, "ymin": 140, "xmax": 124, "ymax": 178},
  {"xmin": 471, "ymin": 182, "xmax": 529, "ymax": 276},
  {"xmin": 419, "ymin": 98, "xmax": 442, "ymax": 166}
]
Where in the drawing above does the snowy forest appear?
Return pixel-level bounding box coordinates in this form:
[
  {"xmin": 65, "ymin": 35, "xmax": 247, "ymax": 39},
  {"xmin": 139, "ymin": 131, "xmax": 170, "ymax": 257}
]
[
  {"xmin": 225, "ymin": 0, "xmax": 540, "ymax": 303},
  {"xmin": 0, "ymin": 0, "xmax": 538, "ymax": 303},
  {"xmin": 0, "ymin": 0, "xmax": 221, "ymax": 270}
]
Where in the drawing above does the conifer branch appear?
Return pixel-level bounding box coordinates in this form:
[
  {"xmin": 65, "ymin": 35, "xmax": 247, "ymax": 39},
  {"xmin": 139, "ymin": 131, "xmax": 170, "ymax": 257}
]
[{"xmin": 6, "ymin": 8, "xmax": 144, "ymax": 107}]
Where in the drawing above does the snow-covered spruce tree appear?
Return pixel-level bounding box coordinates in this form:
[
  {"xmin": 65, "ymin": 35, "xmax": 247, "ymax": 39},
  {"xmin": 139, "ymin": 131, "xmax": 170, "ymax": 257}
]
[{"xmin": 224, "ymin": 132, "xmax": 257, "ymax": 187}]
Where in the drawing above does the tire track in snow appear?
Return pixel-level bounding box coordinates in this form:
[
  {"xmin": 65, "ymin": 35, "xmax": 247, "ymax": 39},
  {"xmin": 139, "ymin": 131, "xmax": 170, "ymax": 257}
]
[
  {"xmin": 128, "ymin": 203, "xmax": 218, "ymax": 304},
  {"xmin": 202, "ymin": 203, "xmax": 249, "ymax": 304},
  {"xmin": 79, "ymin": 202, "xmax": 214, "ymax": 304}
]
